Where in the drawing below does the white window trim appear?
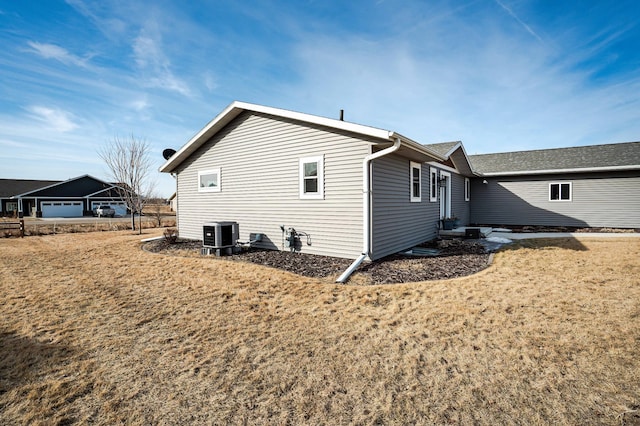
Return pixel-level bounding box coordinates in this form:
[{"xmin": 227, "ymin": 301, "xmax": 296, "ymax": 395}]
[
  {"xmin": 198, "ymin": 168, "xmax": 221, "ymax": 193},
  {"xmin": 429, "ymin": 167, "xmax": 438, "ymax": 202},
  {"xmin": 549, "ymin": 182, "xmax": 572, "ymax": 201},
  {"xmin": 410, "ymin": 161, "xmax": 422, "ymax": 202},
  {"xmin": 299, "ymin": 155, "xmax": 324, "ymax": 199},
  {"xmin": 464, "ymin": 177, "xmax": 470, "ymax": 201}
]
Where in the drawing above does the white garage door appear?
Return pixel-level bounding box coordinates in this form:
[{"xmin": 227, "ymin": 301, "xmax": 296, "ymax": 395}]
[
  {"xmin": 91, "ymin": 201, "xmax": 128, "ymax": 216},
  {"xmin": 41, "ymin": 202, "xmax": 84, "ymax": 218}
]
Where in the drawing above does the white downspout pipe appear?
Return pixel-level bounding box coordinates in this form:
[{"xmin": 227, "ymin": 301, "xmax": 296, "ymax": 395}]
[{"xmin": 336, "ymin": 137, "xmax": 402, "ymax": 283}]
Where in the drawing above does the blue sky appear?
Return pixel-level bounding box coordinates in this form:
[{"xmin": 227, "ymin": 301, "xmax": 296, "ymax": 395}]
[{"xmin": 2, "ymin": 0, "xmax": 639, "ymax": 197}]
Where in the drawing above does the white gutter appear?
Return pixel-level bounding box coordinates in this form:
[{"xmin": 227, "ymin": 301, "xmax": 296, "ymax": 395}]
[{"xmin": 336, "ymin": 137, "xmax": 402, "ymax": 283}]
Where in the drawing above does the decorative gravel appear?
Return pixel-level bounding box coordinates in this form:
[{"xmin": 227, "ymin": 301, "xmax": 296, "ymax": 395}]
[{"xmin": 145, "ymin": 238, "xmax": 493, "ymax": 284}]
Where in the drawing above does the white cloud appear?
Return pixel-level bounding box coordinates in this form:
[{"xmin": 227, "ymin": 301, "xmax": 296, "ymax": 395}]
[
  {"xmin": 281, "ymin": 9, "xmax": 640, "ymax": 154},
  {"xmin": 204, "ymin": 72, "xmax": 217, "ymax": 92},
  {"xmin": 26, "ymin": 106, "xmax": 79, "ymax": 132},
  {"xmin": 132, "ymin": 29, "xmax": 191, "ymax": 96},
  {"xmin": 493, "ymin": 0, "xmax": 544, "ymax": 43},
  {"xmin": 130, "ymin": 96, "xmax": 149, "ymax": 112},
  {"xmin": 26, "ymin": 41, "xmax": 89, "ymax": 68},
  {"xmin": 65, "ymin": 0, "xmax": 128, "ymax": 40}
]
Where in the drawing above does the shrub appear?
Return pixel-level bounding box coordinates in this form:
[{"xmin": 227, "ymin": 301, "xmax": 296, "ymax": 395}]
[{"xmin": 163, "ymin": 228, "xmax": 178, "ymax": 244}]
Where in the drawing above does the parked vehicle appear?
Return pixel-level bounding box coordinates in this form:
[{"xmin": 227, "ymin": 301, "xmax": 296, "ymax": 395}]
[{"xmin": 94, "ymin": 205, "xmax": 116, "ymax": 218}]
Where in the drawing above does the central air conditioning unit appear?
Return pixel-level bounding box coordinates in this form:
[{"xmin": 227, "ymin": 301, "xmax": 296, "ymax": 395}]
[{"xmin": 202, "ymin": 221, "xmax": 239, "ymax": 255}]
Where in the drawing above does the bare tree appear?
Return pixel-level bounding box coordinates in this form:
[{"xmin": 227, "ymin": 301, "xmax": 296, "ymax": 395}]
[
  {"xmin": 147, "ymin": 193, "xmax": 166, "ymax": 227},
  {"xmin": 99, "ymin": 135, "xmax": 155, "ymax": 234}
]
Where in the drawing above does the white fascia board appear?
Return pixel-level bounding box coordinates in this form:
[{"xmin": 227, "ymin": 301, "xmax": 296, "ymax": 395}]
[
  {"xmin": 443, "ymin": 141, "xmax": 481, "ymax": 176},
  {"xmin": 84, "ymin": 185, "xmax": 122, "ymax": 198},
  {"xmin": 160, "ymin": 101, "xmax": 397, "ymax": 173},
  {"xmin": 159, "ymin": 102, "xmax": 245, "ymax": 173},
  {"xmin": 442, "ymin": 141, "xmax": 463, "ymax": 158},
  {"xmin": 480, "ymin": 164, "xmax": 640, "ymax": 177},
  {"xmin": 394, "ymin": 132, "xmax": 446, "ymax": 161},
  {"xmin": 427, "ymin": 161, "xmax": 458, "ymax": 174},
  {"xmin": 243, "ymin": 102, "xmax": 394, "ymax": 141}
]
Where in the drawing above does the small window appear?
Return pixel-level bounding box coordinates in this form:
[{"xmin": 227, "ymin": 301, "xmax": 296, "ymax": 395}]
[
  {"xmin": 7, "ymin": 202, "xmax": 17, "ymax": 211},
  {"xmin": 429, "ymin": 167, "xmax": 438, "ymax": 202},
  {"xmin": 549, "ymin": 182, "xmax": 571, "ymax": 201},
  {"xmin": 299, "ymin": 156, "xmax": 324, "ymax": 199},
  {"xmin": 410, "ymin": 161, "xmax": 422, "ymax": 202},
  {"xmin": 464, "ymin": 178, "xmax": 470, "ymax": 201},
  {"xmin": 199, "ymin": 169, "xmax": 221, "ymax": 192}
]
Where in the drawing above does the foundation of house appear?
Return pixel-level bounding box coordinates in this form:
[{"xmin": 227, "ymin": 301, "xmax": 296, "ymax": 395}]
[{"xmin": 439, "ymin": 226, "xmax": 494, "ymax": 239}]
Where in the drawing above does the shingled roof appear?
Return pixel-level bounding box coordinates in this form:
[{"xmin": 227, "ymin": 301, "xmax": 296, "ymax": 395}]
[
  {"xmin": 423, "ymin": 141, "xmax": 460, "ymax": 157},
  {"xmin": 468, "ymin": 141, "xmax": 640, "ymax": 175},
  {"xmin": 0, "ymin": 179, "xmax": 61, "ymax": 198}
]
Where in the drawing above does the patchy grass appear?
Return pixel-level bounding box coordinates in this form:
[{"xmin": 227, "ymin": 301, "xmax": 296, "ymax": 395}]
[
  {"xmin": 0, "ymin": 217, "xmax": 177, "ymax": 237},
  {"xmin": 1, "ymin": 232, "xmax": 639, "ymax": 425}
]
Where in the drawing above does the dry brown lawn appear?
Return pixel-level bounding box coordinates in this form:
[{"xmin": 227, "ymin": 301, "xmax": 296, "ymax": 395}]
[{"xmin": 1, "ymin": 231, "xmax": 639, "ymax": 425}]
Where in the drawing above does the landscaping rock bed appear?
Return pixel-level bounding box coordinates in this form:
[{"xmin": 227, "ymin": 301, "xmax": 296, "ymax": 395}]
[{"xmin": 145, "ymin": 238, "xmax": 493, "ymax": 284}]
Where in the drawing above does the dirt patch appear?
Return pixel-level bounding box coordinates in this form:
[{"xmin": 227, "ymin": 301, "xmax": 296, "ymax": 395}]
[{"xmin": 145, "ymin": 238, "xmax": 491, "ymax": 284}]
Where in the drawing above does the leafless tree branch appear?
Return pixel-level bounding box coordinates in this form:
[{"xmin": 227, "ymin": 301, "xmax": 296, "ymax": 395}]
[{"xmin": 99, "ymin": 135, "xmax": 156, "ymax": 234}]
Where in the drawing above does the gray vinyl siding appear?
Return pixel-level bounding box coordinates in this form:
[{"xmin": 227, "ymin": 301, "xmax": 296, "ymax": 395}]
[
  {"xmin": 175, "ymin": 111, "xmax": 372, "ymax": 259},
  {"xmin": 470, "ymin": 171, "xmax": 640, "ymax": 228},
  {"xmin": 371, "ymin": 155, "xmax": 440, "ymax": 260},
  {"xmin": 450, "ymin": 172, "xmax": 470, "ymax": 226}
]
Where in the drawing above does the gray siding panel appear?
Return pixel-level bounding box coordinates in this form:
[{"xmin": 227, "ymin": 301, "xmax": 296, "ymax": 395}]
[
  {"xmin": 371, "ymin": 155, "xmax": 440, "ymax": 260},
  {"xmin": 176, "ymin": 111, "xmax": 371, "ymax": 259},
  {"xmin": 450, "ymin": 172, "xmax": 470, "ymax": 226},
  {"xmin": 470, "ymin": 172, "xmax": 640, "ymax": 228}
]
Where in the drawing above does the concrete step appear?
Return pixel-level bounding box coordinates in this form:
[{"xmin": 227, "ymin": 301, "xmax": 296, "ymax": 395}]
[{"xmin": 439, "ymin": 226, "xmax": 493, "ymax": 238}]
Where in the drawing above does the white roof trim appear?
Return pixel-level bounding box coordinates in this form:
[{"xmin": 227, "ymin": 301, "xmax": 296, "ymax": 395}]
[
  {"xmin": 84, "ymin": 184, "xmax": 123, "ymax": 198},
  {"xmin": 159, "ymin": 101, "xmax": 444, "ymax": 173},
  {"xmin": 441, "ymin": 141, "xmax": 463, "ymax": 158},
  {"xmin": 426, "ymin": 161, "xmax": 459, "ymax": 174},
  {"xmin": 480, "ymin": 164, "xmax": 640, "ymax": 176}
]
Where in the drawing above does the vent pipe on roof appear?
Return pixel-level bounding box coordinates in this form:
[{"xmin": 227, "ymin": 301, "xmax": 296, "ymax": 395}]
[{"xmin": 339, "ymin": 109, "xmax": 344, "ymax": 121}]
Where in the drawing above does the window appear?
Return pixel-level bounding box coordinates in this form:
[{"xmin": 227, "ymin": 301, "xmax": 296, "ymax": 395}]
[
  {"xmin": 6, "ymin": 202, "xmax": 17, "ymax": 212},
  {"xmin": 429, "ymin": 167, "xmax": 438, "ymax": 202},
  {"xmin": 549, "ymin": 182, "xmax": 571, "ymax": 201},
  {"xmin": 410, "ymin": 161, "xmax": 422, "ymax": 202},
  {"xmin": 299, "ymin": 156, "xmax": 324, "ymax": 199},
  {"xmin": 199, "ymin": 169, "xmax": 221, "ymax": 192},
  {"xmin": 464, "ymin": 177, "xmax": 470, "ymax": 201}
]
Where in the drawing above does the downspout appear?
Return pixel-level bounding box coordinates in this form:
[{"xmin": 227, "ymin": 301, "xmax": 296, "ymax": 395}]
[{"xmin": 336, "ymin": 137, "xmax": 402, "ymax": 283}]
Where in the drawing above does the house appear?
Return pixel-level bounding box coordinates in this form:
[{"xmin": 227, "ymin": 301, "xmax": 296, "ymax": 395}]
[
  {"xmin": 159, "ymin": 101, "xmax": 475, "ymax": 267},
  {"xmin": 468, "ymin": 142, "xmax": 640, "ymax": 229},
  {"xmin": 0, "ymin": 175, "xmax": 129, "ymax": 218},
  {"xmin": 167, "ymin": 192, "xmax": 177, "ymax": 212},
  {"xmin": 1, "ymin": 179, "xmax": 59, "ymax": 217},
  {"xmin": 159, "ymin": 101, "xmax": 639, "ymax": 278}
]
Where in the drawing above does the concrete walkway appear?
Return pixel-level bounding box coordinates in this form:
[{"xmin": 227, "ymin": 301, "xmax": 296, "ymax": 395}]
[{"xmin": 491, "ymin": 231, "xmax": 640, "ymax": 240}]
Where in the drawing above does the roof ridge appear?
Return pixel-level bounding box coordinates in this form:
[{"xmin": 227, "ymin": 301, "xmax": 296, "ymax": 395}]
[{"xmin": 469, "ymin": 141, "xmax": 640, "ymax": 157}]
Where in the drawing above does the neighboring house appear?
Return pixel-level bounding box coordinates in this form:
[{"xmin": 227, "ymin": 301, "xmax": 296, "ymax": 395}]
[
  {"xmin": 159, "ymin": 101, "xmax": 639, "ymax": 269},
  {"xmin": 0, "ymin": 179, "xmax": 59, "ymax": 217},
  {"xmin": 0, "ymin": 175, "xmax": 129, "ymax": 218},
  {"xmin": 159, "ymin": 101, "xmax": 475, "ymax": 263},
  {"xmin": 468, "ymin": 142, "xmax": 640, "ymax": 229},
  {"xmin": 168, "ymin": 192, "xmax": 177, "ymax": 212}
]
